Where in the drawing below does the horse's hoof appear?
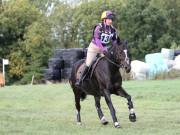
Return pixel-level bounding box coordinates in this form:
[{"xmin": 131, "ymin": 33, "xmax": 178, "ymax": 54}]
[
  {"xmin": 102, "ymin": 120, "xmax": 109, "ymax": 125},
  {"xmin": 101, "ymin": 117, "xmax": 109, "ymax": 125},
  {"xmin": 129, "ymin": 113, "xmax": 136, "ymax": 122},
  {"xmin": 114, "ymin": 122, "xmax": 121, "ymax": 128}
]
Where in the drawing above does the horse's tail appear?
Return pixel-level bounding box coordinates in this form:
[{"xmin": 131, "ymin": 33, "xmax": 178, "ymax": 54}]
[
  {"xmin": 80, "ymin": 91, "xmax": 87, "ymax": 101},
  {"xmin": 69, "ymin": 79, "xmax": 87, "ymax": 101}
]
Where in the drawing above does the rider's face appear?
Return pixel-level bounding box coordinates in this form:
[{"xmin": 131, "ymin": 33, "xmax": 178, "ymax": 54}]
[{"xmin": 105, "ymin": 18, "xmax": 113, "ymax": 26}]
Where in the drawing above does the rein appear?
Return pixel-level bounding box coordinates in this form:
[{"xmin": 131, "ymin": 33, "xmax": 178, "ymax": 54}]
[
  {"xmin": 104, "ymin": 55, "xmax": 122, "ymax": 68},
  {"xmin": 89, "ymin": 55, "xmax": 121, "ymax": 79},
  {"xmin": 103, "ymin": 46, "xmax": 123, "ymax": 68}
]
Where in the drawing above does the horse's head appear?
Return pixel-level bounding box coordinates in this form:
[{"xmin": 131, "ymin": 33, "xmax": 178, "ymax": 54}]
[{"xmin": 108, "ymin": 40, "xmax": 131, "ymax": 73}]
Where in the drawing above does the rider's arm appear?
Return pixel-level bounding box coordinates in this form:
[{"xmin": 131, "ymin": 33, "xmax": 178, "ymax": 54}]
[{"xmin": 93, "ymin": 25, "xmax": 107, "ymax": 52}]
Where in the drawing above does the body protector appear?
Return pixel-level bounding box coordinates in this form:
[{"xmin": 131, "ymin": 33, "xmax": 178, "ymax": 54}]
[{"xmin": 92, "ymin": 23, "xmax": 118, "ymax": 49}]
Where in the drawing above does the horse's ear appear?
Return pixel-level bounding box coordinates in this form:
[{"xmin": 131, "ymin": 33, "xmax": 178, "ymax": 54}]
[
  {"xmin": 124, "ymin": 40, "xmax": 128, "ymax": 45},
  {"xmin": 116, "ymin": 37, "xmax": 121, "ymax": 45},
  {"xmin": 117, "ymin": 40, "xmax": 128, "ymax": 50},
  {"xmin": 122, "ymin": 40, "xmax": 128, "ymax": 49}
]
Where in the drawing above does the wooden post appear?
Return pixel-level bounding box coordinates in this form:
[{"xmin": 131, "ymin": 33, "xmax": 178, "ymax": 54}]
[{"xmin": 31, "ymin": 75, "xmax": 34, "ymax": 85}]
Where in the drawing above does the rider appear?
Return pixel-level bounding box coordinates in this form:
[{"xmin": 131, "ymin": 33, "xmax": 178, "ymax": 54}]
[{"xmin": 75, "ymin": 10, "xmax": 119, "ymax": 86}]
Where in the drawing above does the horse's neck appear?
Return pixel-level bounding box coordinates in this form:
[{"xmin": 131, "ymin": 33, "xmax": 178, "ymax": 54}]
[
  {"xmin": 93, "ymin": 58, "xmax": 120, "ymax": 83},
  {"xmin": 103, "ymin": 55, "xmax": 120, "ymax": 74},
  {"xmin": 108, "ymin": 61, "xmax": 120, "ymax": 74}
]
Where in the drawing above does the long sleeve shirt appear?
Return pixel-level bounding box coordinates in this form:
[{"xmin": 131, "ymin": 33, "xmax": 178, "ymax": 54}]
[{"xmin": 91, "ymin": 23, "xmax": 118, "ymax": 52}]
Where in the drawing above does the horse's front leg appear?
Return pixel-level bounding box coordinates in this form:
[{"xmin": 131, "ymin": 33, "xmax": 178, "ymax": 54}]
[
  {"xmin": 103, "ymin": 89, "xmax": 120, "ymax": 128},
  {"xmin": 94, "ymin": 96, "xmax": 108, "ymax": 125},
  {"xmin": 116, "ymin": 87, "xmax": 136, "ymax": 122}
]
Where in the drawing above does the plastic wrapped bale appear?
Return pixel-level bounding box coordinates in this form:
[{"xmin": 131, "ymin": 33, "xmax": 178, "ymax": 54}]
[
  {"xmin": 131, "ymin": 60, "xmax": 150, "ymax": 80},
  {"xmin": 172, "ymin": 64, "xmax": 180, "ymax": 70},
  {"xmin": 172, "ymin": 55, "xmax": 180, "ymax": 70},
  {"xmin": 48, "ymin": 58, "xmax": 64, "ymax": 69},
  {"xmin": 174, "ymin": 55, "xmax": 180, "ymax": 64},
  {"xmin": 163, "ymin": 59, "xmax": 175, "ymax": 70},
  {"xmin": 145, "ymin": 53, "xmax": 168, "ymax": 79},
  {"xmin": 161, "ymin": 48, "xmax": 174, "ymax": 60},
  {"xmin": 174, "ymin": 50, "xmax": 180, "ymax": 56}
]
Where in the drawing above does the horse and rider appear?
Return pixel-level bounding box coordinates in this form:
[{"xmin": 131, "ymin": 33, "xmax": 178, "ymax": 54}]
[
  {"xmin": 69, "ymin": 11, "xmax": 136, "ymax": 128},
  {"xmin": 75, "ymin": 10, "xmax": 119, "ymax": 86}
]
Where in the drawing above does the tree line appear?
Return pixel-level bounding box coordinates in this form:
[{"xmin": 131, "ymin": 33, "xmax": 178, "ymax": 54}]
[{"xmin": 0, "ymin": 0, "xmax": 179, "ymax": 84}]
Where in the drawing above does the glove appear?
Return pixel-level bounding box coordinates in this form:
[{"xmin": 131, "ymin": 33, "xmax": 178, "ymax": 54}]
[{"xmin": 103, "ymin": 50, "xmax": 108, "ymax": 56}]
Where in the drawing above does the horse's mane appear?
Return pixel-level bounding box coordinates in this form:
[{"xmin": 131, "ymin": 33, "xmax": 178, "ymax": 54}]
[{"xmin": 108, "ymin": 42, "xmax": 125, "ymax": 64}]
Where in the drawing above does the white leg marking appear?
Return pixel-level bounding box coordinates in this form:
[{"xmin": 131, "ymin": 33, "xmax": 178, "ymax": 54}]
[
  {"xmin": 129, "ymin": 108, "xmax": 134, "ymax": 114},
  {"xmin": 101, "ymin": 116, "xmax": 106, "ymax": 121},
  {"xmin": 114, "ymin": 122, "xmax": 120, "ymax": 126}
]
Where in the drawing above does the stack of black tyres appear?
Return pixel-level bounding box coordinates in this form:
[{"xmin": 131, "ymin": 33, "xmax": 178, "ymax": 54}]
[
  {"xmin": 44, "ymin": 58, "xmax": 63, "ymax": 82},
  {"xmin": 44, "ymin": 48, "xmax": 86, "ymax": 82}
]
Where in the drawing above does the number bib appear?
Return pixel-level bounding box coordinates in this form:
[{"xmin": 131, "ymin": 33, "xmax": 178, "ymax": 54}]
[{"xmin": 100, "ymin": 32, "xmax": 114, "ymax": 44}]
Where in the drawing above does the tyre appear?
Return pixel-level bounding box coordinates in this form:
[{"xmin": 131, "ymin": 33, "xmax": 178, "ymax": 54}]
[
  {"xmin": 61, "ymin": 68, "xmax": 72, "ymax": 79},
  {"xmin": 44, "ymin": 68, "xmax": 61, "ymax": 81},
  {"xmin": 48, "ymin": 58, "xmax": 64, "ymax": 69}
]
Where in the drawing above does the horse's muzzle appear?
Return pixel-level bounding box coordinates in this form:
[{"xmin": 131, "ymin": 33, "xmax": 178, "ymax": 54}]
[{"xmin": 125, "ymin": 66, "xmax": 131, "ymax": 73}]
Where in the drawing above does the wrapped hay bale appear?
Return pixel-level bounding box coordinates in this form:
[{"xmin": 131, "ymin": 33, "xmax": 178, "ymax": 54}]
[
  {"xmin": 174, "ymin": 50, "xmax": 180, "ymax": 56},
  {"xmin": 172, "ymin": 55, "xmax": 180, "ymax": 70},
  {"xmin": 163, "ymin": 59, "xmax": 175, "ymax": 70},
  {"xmin": 131, "ymin": 60, "xmax": 150, "ymax": 80},
  {"xmin": 161, "ymin": 48, "xmax": 174, "ymax": 60},
  {"xmin": 145, "ymin": 53, "xmax": 168, "ymax": 79}
]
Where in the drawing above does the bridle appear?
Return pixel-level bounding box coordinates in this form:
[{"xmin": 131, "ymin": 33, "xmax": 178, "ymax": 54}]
[
  {"xmin": 103, "ymin": 55, "xmax": 122, "ymax": 68},
  {"xmin": 104, "ymin": 45, "xmax": 129, "ymax": 68}
]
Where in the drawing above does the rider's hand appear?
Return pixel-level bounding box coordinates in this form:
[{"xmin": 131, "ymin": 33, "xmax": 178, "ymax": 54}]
[{"xmin": 103, "ymin": 50, "xmax": 108, "ymax": 56}]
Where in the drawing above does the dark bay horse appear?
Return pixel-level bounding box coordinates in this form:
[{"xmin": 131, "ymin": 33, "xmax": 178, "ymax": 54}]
[{"xmin": 69, "ymin": 41, "xmax": 136, "ymax": 128}]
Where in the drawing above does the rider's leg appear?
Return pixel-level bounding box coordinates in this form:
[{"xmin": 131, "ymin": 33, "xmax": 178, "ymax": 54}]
[
  {"xmin": 75, "ymin": 65, "xmax": 89, "ymax": 86},
  {"xmin": 75, "ymin": 43, "xmax": 101, "ymax": 86},
  {"xmin": 85, "ymin": 43, "xmax": 101, "ymax": 66}
]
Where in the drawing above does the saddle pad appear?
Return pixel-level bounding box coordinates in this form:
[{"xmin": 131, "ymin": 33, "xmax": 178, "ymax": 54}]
[
  {"xmin": 76, "ymin": 55, "xmax": 104, "ymax": 80},
  {"xmin": 76, "ymin": 63, "xmax": 86, "ymax": 80}
]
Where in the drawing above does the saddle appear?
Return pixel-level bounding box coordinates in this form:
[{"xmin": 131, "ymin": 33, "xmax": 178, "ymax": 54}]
[{"xmin": 76, "ymin": 54, "xmax": 105, "ymax": 81}]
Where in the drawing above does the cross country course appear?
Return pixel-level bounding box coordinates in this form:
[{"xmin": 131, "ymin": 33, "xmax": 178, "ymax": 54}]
[{"xmin": 0, "ymin": 79, "xmax": 180, "ymax": 135}]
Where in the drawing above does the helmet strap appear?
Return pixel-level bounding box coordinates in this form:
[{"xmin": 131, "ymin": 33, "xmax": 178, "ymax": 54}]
[{"xmin": 103, "ymin": 19, "xmax": 107, "ymax": 24}]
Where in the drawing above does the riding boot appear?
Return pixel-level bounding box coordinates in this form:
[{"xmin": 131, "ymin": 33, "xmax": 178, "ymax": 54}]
[{"xmin": 75, "ymin": 66, "xmax": 89, "ymax": 86}]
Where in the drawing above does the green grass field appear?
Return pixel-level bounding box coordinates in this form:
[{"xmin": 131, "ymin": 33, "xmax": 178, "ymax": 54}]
[{"xmin": 0, "ymin": 79, "xmax": 180, "ymax": 135}]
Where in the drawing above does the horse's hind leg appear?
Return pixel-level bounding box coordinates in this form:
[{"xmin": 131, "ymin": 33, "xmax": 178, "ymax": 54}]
[
  {"xmin": 117, "ymin": 87, "xmax": 136, "ymax": 122},
  {"xmin": 73, "ymin": 88, "xmax": 82, "ymax": 125},
  {"xmin": 94, "ymin": 96, "xmax": 108, "ymax": 125}
]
